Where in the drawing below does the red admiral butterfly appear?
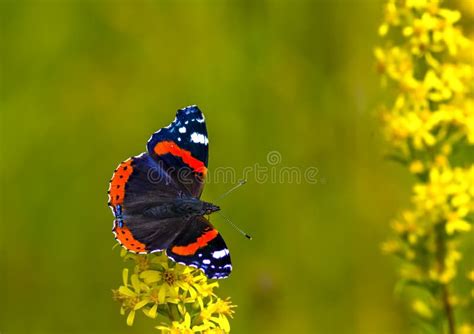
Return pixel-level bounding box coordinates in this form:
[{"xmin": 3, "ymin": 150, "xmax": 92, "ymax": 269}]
[{"xmin": 108, "ymin": 105, "xmax": 231, "ymax": 279}]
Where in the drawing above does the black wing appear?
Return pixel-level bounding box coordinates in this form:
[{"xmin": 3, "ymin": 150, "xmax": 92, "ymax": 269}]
[
  {"xmin": 146, "ymin": 105, "xmax": 209, "ymax": 198},
  {"xmin": 167, "ymin": 216, "xmax": 232, "ymax": 279},
  {"xmin": 109, "ymin": 153, "xmax": 186, "ymax": 253}
]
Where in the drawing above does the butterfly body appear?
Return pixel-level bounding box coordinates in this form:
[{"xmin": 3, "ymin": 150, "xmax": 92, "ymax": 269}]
[
  {"xmin": 108, "ymin": 106, "xmax": 232, "ymax": 279},
  {"xmin": 142, "ymin": 198, "xmax": 220, "ymax": 220}
]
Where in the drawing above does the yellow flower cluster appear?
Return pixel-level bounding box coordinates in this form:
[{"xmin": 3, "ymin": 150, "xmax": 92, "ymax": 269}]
[
  {"xmin": 413, "ymin": 167, "xmax": 474, "ymax": 235},
  {"xmin": 376, "ymin": 0, "xmax": 474, "ymax": 332},
  {"xmin": 375, "ymin": 0, "xmax": 473, "ymax": 155},
  {"xmin": 113, "ymin": 249, "xmax": 235, "ymax": 333}
]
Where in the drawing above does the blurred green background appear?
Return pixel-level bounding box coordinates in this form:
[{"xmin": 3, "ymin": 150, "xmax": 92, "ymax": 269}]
[{"xmin": 1, "ymin": 0, "xmax": 457, "ymax": 333}]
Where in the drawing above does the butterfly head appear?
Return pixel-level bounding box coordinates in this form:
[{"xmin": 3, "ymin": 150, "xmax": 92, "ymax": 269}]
[{"xmin": 203, "ymin": 202, "xmax": 220, "ymax": 215}]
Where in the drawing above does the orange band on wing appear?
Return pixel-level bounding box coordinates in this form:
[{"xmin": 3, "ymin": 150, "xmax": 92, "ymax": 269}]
[
  {"xmin": 109, "ymin": 159, "xmax": 133, "ymax": 206},
  {"xmin": 114, "ymin": 223, "xmax": 147, "ymax": 253},
  {"xmin": 171, "ymin": 229, "xmax": 218, "ymax": 256},
  {"xmin": 154, "ymin": 141, "xmax": 207, "ymax": 175}
]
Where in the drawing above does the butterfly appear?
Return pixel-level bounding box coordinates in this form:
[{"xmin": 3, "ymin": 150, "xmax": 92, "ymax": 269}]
[{"xmin": 108, "ymin": 105, "xmax": 231, "ymax": 279}]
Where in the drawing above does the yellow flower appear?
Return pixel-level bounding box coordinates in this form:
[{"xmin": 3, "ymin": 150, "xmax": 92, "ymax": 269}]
[
  {"xmin": 406, "ymin": 0, "xmax": 427, "ymax": 8},
  {"xmin": 409, "ymin": 160, "xmax": 425, "ymax": 174},
  {"xmin": 381, "ymin": 239, "xmax": 402, "ymax": 254},
  {"xmin": 412, "ymin": 299, "xmax": 433, "ymax": 319},
  {"xmin": 412, "ymin": 167, "xmax": 474, "ymax": 228},
  {"xmin": 374, "ymin": 47, "xmax": 413, "ymax": 80},
  {"xmin": 446, "ymin": 218, "xmax": 471, "ymax": 234},
  {"xmin": 468, "ymin": 270, "xmax": 474, "ymax": 281},
  {"xmin": 113, "ymin": 251, "xmax": 236, "ymax": 332},
  {"xmin": 459, "ymin": 323, "xmax": 474, "ymax": 334},
  {"xmin": 197, "ymin": 298, "xmax": 236, "ymax": 333},
  {"xmin": 382, "ymin": 0, "xmax": 401, "ymax": 27},
  {"xmin": 403, "ymin": 13, "xmax": 437, "ymax": 55},
  {"xmin": 438, "ymin": 249, "xmax": 462, "ymax": 283},
  {"xmin": 434, "ymin": 154, "xmax": 448, "ymax": 167},
  {"xmin": 203, "ymin": 329, "xmax": 227, "ymax": 334},
  {"xmin": 213, "ymin": 298, "xmax": 236, "ymax": 318},
  {"xmin": 156, "ymin": 313, "xmax": 193, "ymax": 334}
]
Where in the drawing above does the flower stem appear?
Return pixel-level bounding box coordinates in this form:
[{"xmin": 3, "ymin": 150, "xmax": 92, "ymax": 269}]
[
  {"xmin": 436, "ymin": 223, "xmax": 455, "ymax": 334},
  {"xmin": 442, "ymin": 284, "xmax": 456, "ymax": 334},
  {"xmin": 167, "ymin": 303, "xmax": 175, "ymax": 321}
]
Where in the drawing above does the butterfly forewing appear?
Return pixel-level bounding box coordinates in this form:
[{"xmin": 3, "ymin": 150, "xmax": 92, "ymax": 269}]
[{"xmin": 146, "ymin": 105, "xmax": 209, "ymax": 198}]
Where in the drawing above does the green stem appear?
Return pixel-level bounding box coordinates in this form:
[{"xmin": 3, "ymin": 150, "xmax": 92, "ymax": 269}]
[
  {"xmin": 442, "ymin": 284, "xmax": 456, "ymax": 334},
  {"xmin": 435, "ymin": 222, "xmax": 456, "ymax": 334},
  {"xmin": 167, "ymin": 303, "xmax": 175, "ymax": 322},
  {"xmin": 167, "ymin": 303, "xmax": 180, "ymax": 322}
]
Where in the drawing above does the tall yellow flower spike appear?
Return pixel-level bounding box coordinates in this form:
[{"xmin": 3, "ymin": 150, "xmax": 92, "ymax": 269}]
[
  {"xmin": 113, "ymin": 248, "xmax": 236, "ymax": 333},
  {"xmin": 376, "ymin": 0, "xmax": 474, "ymax": 333}
]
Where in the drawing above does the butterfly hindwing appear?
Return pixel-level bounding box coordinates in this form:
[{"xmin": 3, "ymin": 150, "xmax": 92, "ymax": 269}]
[
  {"xmin": 167, "ymin": 216, "xmax": 232, "ymax": 279},
  {"xmin": 147, "ymin": 105, "xmax": 208, "ymax": 197},
  {"xmin": 121, "ymin": 216, "xmax": 187, "ymax": 253}
]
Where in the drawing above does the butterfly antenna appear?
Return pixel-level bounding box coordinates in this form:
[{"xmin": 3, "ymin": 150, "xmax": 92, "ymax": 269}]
[
  {"xmin": 217, "ymin": 211, "xmax": 252, "ymax": 240},
  {"xmin": 213, "ymin": 179, "xmax": 247, "ymax": 203}
]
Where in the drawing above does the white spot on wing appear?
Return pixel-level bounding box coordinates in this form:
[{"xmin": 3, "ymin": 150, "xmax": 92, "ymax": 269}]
[
  {"xmin": 190, "ymin": 132, "xmax": 209, "ymax": 145},
  {"xmin": 212, "ymin": 249, "xmax": 229, "ymax": 259},
  {"xmin": 179, "ymin": 127, "xmax": 186, "ymax": 133},
  {"xmin": 203, "ymin": 259, "xmax": 211, "ymax": 265}
]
